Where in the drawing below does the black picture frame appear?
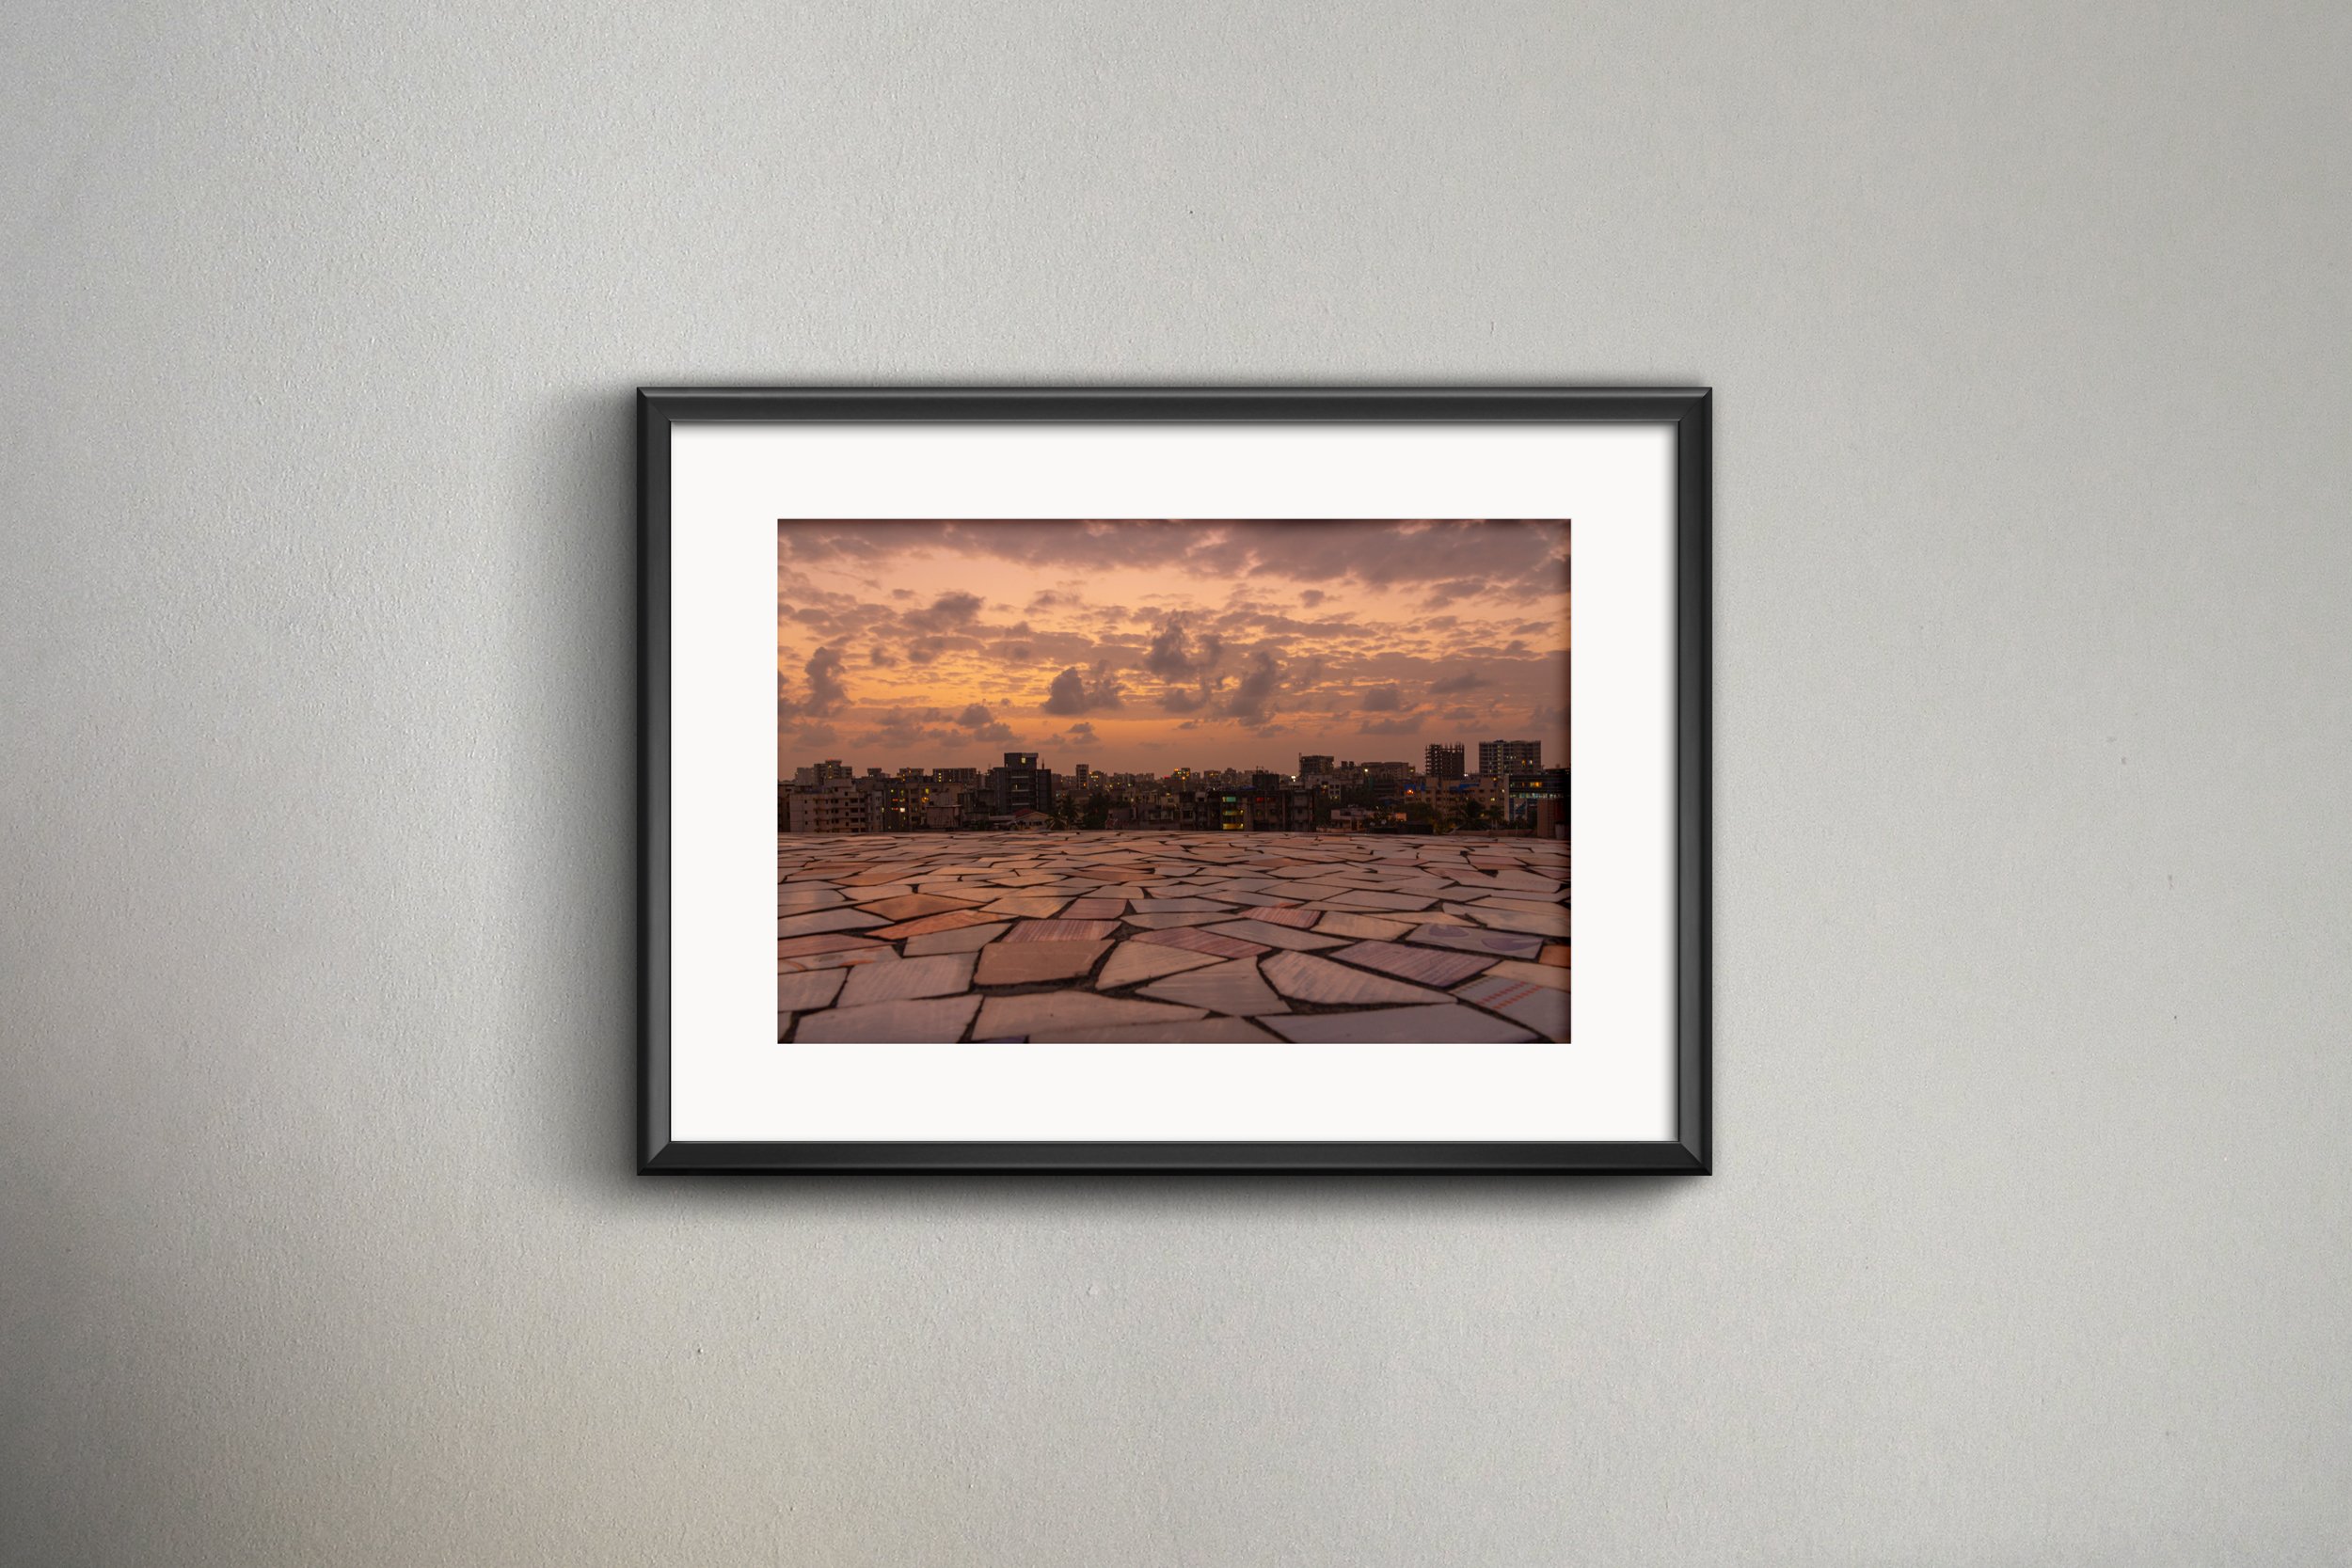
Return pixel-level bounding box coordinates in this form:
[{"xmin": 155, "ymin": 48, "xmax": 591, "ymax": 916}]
[{"xmin": 639, "ymin": 388, "xmax": 1710, "ymax": 1174}]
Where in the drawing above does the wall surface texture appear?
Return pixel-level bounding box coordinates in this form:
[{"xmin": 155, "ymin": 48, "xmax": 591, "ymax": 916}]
[{"xmin": 5, "ymin": 3, "xmax": 2349, "ymax": 1563}]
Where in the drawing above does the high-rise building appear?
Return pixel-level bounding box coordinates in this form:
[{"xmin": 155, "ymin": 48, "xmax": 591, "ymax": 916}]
[
  {"xmin": 1073, "ymin": 762, "xmax": 1092, "ymax": 784},
  {"xmin": 1298, "ymin": 753, "xmax": 1335, "ymax": 779},
  {"xmin": 1477, "ymin": 739, "xmax": 1541, "ymax": 777},
  {"xmin": 1424, "ymin": 743, "xmax": 1465, "ymax": 780},
  {"xmin": 987, "ymin": 752, "xmax": 1055, "ymax": 816}
]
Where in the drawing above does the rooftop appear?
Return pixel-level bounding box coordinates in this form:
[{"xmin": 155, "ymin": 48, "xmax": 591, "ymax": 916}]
[{"xmin": 778, "ymin": 832, "xmax": 1569, "ymax": 1043}]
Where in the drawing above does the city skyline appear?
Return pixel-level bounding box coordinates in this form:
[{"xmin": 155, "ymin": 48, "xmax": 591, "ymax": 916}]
[
  {"xmin": 779, "ymin": 519, "xmax": 1569, "ymax": 775},
  {"xmin": 783, "ymin": 741, "xmax": 1546, "ymax": 784}
]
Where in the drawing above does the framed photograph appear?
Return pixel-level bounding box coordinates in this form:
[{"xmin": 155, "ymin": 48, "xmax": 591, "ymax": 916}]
[{"xmin": 640, "ymin": 388, "xmax": 1708, "ymax": 1172}]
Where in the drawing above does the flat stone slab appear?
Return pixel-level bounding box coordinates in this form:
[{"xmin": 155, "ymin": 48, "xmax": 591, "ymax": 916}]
[
  {"xmin": 1318, "ymin": 890, "xmax": 1438, "ymax": 911},
  {"xmin": 1028, "ymin": 1018, "xmax": 1282, "ymax": 1043},
  {"xmin": 776, "ymin": 908, "xmax": 886, "ymax": 938},
  {"xmin": 868, "ymin": 908, "xmax": 1001, "ymax": 941},
  {"xmin": 1481, "ymin": 958, "xmax": 1570, "ymax": 992},
  {"xmin": 1463, "ymin": 903, "xmax": 1571, "ymax": 937},
  {"xmin": 1313, "ymin": 911, "xmax": 1412, "ymax": 941},
  {"xmin": 1121, "ymin": 911, "xmax": 1235, "ymax": 929},
  {"xmin": 1261, "ymin": 951, "xmax": 1448, "ymax": 1006},
  {"xmin": 777, "ymin": 947, "xmax": 901, "ymax": 974},
  {"xmin": 1406, "ymin": 924, "xmax": 1546, "ymax": 958},
  {"xmin": 1540, "ymin": 943, "xmax": 1570, "ymax": 968},
  {"xmin": 839, "ymin": 951, "xmax": 976, "ymax": 1006},
  {"xmin": 1059, "ymin": 896, "xmax": 1127, "ymax": 918},
  {"xmin": 976, "ymin": 939, "xmax": 1109, "ymax": 986},
  {"xmin": 1095, "ymin": 940, "xmax": 1224, "ymax": 990},
  {"xmin": 776, "ymin": 931, "xmax": 890, "ymax": 958},
  {"xmin": 977, "ymin": 895, "xmax": 1071, "ymax": 917},
  {"xmin": 854, "ymin": 892, "xmax": 978, "ymax": 922},
  {"xmin": 1452, "ymin": 974, "xmax": 1571, "ymax": 1038},
  {"xmin": 1327, "ymin": 939, "xmax": 1498, "ymax": 988},
  {"xmin": 776, "ymin": 884, "xmax": 850, "ymax": 911},
  {"xmin": 1003, "ymin": 918, "xmax": 1122, "ymax": 942},
  {"xmin": 1468, "ymin": 895, "xmax": 1571, "ymax": 918},
  {"xmin": 902, "ymin": 921, "xmax": 1011, "ymax": 956},
  {"xmin": 974, "ymin": 992, "xmax": 1208, "ymax": 1039},
  {"xmin": 1128, "ymin": 896, "xmax": 1235, "ymax": 912},
  {"xmin": 1133, "ymin": 926, "xmax": 1269, "ymax": 959},
  {"xmin": 1205, "ymin": 919, "xmax": 1343, "ymax": 952},
  {"xmin": 1137, "ymin": 958, "xmax": 1290, "ymax": 1016},
  {"xmin": 1263, "ymin": 1005, "xmax": 1537, "ymax": 1043},
  {"xmin": 775, "ymin": 968, "xmax": 849, "ymax": 1012},
  {"xmin": 794, "ymin": 993, "xmax": 982, "ymax": 1043}
]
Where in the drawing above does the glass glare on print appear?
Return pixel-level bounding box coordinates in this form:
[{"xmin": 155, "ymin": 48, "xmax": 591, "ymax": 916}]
[{"xmin": 775, "ymin": 519, "xmax": 1570, "ymax": 1045}]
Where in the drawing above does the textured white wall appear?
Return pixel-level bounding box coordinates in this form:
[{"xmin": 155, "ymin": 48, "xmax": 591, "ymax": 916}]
[{"xmin": 5, "ymin": 3, "xmax": 2348, "ymax": 1562}]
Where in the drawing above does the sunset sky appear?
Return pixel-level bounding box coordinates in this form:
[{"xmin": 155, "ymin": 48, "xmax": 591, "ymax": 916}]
[{"xmin": 777, "ymin": 519, "xmax": 1569, "ymax": 776}]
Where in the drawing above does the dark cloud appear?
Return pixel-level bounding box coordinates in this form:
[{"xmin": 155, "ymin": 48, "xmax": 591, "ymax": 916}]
[
  {"xmin": 1299, "ymin": 589, "xmax": 1325, "ymax": 607},
  {"xmin": 904, "ymin": 591, "xmax": 984, "ymax": 631},
  {"xmin": 1221, "ymin": 650, "xmax": 1281, "ymax": 727},
  {"xmin": 1042, "ymin": 666, "xmax": 1124, "ymax": 716},
  {"xmin": 776, "ymin": 644, "xmax": 849, "ymax": 718},
  {"xmin": 780, "ymin": 518, "xmax": 1569, "ymax": 610},
  {"xmin": 1359, "ymin": 713, "xmax": 1424, "ymax": 736},
  {"xmin": 1428, "ymin": 670, "xmax": 1486, "ymax": 694},
  {"xmin": 1157, "ymin": 686, "xmax": 1209, "ymax": 714},
  {"xmin": 858, "ymin": 708, "xmax": 956, "ymax": 750},
  {"xmin": 869, "ymin": 646, "xmax": 898, "ymax": 667},
  {"xmin": 1421, "ymin": 578, "xmax": 1493, "ymax": 610},
  {"xmin": 1143, "ymin": 615, "xmax": 1222, "ymax": 681},
  {"xmin": 1359, "ymin": 684, "xmax": 1404, "ymax": 713},
  {"xmin": 956, "ymin": 704, "xmax": 993, "ymax": 727}
]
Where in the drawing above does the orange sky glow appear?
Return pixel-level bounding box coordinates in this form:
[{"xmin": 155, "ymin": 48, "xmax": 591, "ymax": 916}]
[{"xmin": 778, "ymin": 519, "xmax": 1569, "ymax": 777}]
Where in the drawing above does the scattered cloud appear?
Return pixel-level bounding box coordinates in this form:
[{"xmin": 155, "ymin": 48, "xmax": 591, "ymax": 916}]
[
  {"xmin": 1144, "ymin": 615, "xmax": 1223, "ymax": 681},
  {"xmin": 1157, "ymin": 686, "xmax": 1210, "ymax": 714},
  {"xmin": 1222, "ymin": 650, "xmax": 1282, "ymax": 727},
  {"xmin": 776, "ymin": 644, "xmax": 849, "ymax": 718},
  {"xmin": 777, "ymin": 519, "xmax": 1568, "ymax": 770},
  {"xmin": 1041, "ymin": 666, "xmax": 1125, "ymax": 716},
  {"xmin": 905, "ymin": 591, "xmax": 984, "ymax": 630},
  {"xmin": 1359, "ymin": 713, "xmax": 1425, "ymax": 736}
]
